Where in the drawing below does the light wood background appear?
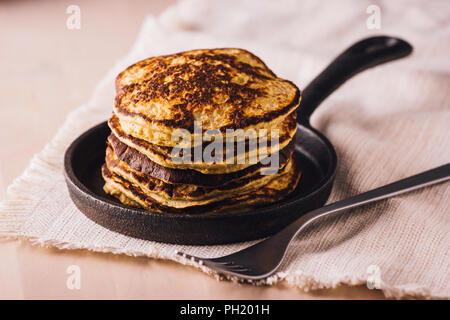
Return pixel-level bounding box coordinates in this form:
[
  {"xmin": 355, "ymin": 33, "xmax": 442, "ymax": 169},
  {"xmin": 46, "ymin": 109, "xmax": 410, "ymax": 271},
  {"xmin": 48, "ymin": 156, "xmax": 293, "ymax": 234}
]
[{"xmin": 0, "ymin": 0, "xmax": 384, "ymax": 299}]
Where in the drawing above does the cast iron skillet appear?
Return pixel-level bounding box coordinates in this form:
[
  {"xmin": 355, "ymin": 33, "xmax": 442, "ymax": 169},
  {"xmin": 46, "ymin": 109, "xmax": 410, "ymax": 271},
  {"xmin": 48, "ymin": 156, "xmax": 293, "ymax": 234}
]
[{"xmin": 64, "ymin": 36, "xmax": 413, "ymax": 245}]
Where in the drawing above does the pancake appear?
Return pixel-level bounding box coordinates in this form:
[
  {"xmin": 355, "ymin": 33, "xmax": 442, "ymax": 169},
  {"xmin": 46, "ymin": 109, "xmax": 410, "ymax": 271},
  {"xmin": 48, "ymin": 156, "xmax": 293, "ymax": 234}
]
[
  {"xmin": 108, "ymin": 110, "xmax": 297, "ymax": 174},
  {"xmin": 102, "ymin": 47, "xmax": 302, "ymax": 215},
  {"xmin": 113, "ymin": 48, "xmax": 301, "ymax": 147},
  {"xmin": 102, "ymin": 154, "xmax": 301, "ymax": 214},
  {"xmin": 107, "ymin": 133, "xmax": 295, "ymax": 187},
  {"xmin": 105, "ymin": 145, "xmax": 294, "ymax": 207}
]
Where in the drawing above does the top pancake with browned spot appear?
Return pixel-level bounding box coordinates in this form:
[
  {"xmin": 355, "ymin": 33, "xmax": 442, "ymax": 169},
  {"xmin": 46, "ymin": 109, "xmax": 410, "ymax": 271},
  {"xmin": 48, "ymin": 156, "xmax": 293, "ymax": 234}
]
[{"xmin": 113, "ymin": 48, "xmax": 301, "ymax": 146}]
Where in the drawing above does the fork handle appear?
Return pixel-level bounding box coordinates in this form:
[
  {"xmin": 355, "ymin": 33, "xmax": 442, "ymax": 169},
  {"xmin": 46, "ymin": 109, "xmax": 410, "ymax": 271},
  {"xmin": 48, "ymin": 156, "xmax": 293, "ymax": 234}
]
[{"xmin": 279, "ymin": 163, "xmax": 450, "ymax": 242}]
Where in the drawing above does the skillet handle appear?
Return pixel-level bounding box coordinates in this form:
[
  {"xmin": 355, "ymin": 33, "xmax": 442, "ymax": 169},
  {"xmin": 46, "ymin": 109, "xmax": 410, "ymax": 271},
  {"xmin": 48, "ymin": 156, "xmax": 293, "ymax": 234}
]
[{"xmin": 298, "ymin": 36, "xmax": 413, "ymax": 125}]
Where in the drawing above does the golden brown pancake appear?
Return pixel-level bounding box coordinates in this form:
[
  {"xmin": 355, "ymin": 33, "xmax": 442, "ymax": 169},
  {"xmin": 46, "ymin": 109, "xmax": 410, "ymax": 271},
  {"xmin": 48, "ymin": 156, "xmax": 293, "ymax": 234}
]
[
  {"xmin": 113, "ymin": 48, "xmax": 300, "ymax": 147},
  {"xmin": 105, "ymin": 145, "xmax": 295, "ymax": 208},
  {"xmin": 108, "ymin": 111, "xmax": 297, "ymax": 174},
  {"xmin": 102, "ymin": 155, "xmax": 301, "ymax": 214},
  {"xmin": 107, "ymin": 133, "xmax": 295, "ymax": 187}
]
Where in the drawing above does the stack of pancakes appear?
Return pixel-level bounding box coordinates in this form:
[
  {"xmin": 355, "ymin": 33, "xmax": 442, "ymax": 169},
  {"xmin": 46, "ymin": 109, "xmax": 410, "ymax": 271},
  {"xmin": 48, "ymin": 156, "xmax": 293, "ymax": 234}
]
[{"xmin": 102, "ymin": 48, "xmax": 302, "ymax": 214}]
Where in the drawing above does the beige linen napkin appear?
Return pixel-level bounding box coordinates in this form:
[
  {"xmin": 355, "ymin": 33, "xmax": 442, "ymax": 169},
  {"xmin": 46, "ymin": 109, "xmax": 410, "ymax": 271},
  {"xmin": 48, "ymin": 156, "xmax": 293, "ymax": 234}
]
[{"xmin": 1, "ymin": 0, "xmax": 449, "ymax": 298}]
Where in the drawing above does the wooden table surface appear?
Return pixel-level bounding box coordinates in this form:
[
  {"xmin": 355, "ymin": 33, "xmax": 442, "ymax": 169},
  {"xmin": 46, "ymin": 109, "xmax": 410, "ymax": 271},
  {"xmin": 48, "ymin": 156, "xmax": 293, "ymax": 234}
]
[{"xmin": 0, "ymin": 0, "xmax": 384, "ymax": 299}]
